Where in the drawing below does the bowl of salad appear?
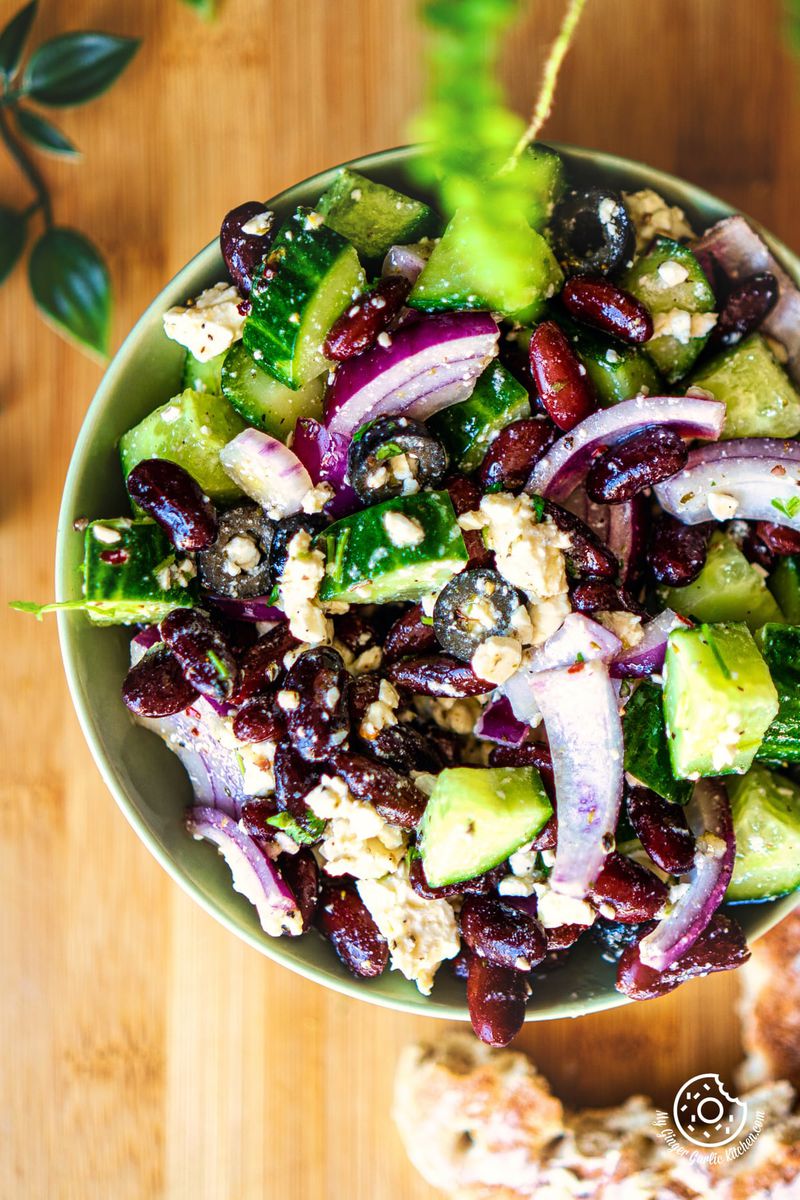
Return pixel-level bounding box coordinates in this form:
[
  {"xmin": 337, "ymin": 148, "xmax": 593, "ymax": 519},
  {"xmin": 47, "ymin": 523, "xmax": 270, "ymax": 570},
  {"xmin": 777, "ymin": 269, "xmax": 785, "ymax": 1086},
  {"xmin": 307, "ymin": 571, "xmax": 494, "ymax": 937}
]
[{"xmin": 47, "ymin": 145, "xmax": 800, "ymax": 1044}]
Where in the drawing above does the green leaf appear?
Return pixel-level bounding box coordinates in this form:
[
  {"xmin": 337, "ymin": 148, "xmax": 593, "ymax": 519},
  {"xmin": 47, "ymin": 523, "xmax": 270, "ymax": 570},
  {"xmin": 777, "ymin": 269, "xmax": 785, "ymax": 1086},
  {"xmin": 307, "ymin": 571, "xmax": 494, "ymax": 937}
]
[
  {"xmin": 16, "ymin": 106, "xmax": 78, "ymax": 156},
  {"xmin": 772, "ymin": 496, "xmax": 800, "ymax": 520},
  {"xmin": 23, "ymin": 31, "xmax": 140, "ymax": 107},
  {"xmin": 266, "ymin": 811, "xmax": 326, "ymax": 846},
  {"xmin": 28, "ymin": 227, "xmax": 110, "ymax": 355},
  {"xmin": 180, "ymin": 0, "xmax": 218, "ymax": 16},
  {"xmin": 9, "ymin": 598, "xmax": 89, "ymax": 619},
  {"xmin": 0, "ymin": 204, "xmax": 27, "ymax": 284},
  {"xmin": 0, "ymin": 0, "xmax": 38, "ymax": 81}
]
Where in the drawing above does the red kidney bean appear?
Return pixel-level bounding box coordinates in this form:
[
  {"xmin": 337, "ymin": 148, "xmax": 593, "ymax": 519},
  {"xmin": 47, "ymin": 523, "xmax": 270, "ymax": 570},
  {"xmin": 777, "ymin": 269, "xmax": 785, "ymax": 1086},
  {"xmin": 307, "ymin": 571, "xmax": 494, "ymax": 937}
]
[
  {"xmin": 546, "ymin": 924, "xmax": 586, "ymax": 951},
  {"xmin": 585, "ymin": 427, "xmax": 688, "ymax": 505},
  {"xmin": 126, "ymin": 458, "xmax": 218, "ymax": 551},
  {"xmin": 279, "ymin": 848, "xmax": 319, "ymax": 930},
  {"xmin": 626, "ymin": 786, "xmax": 695, "ymax": 876},
  {"xmin": 371, "ymin": 725, "xmax": 445, "ymax": 774},
  {"xmin": 327, "ymin": 750, "xmax": 427, "ymax": 829},
  {"xmin": 316, "ymin": 882, "xmax": 389, "ymax": 978},
  {"xmin": 543, "ymin": 500, "xmax": 618, "ymax": 579},
  {"xmin": 742, "ymin": 528, "xmax": 776, "ymax": 573},
  {"xmin": 489, "ymin": 742, "xmax": 555, "ymax": 803},
  {"xmin": 711, "ymin": 271, "xmax": 779, "ymax": 349},
  {"xmin": 99, "ymin": 547, "xmax": 129, "ymax": 566},
  {"xmin": 755, "ymin": 520, "xmax": 800, "ymax": 555},
  {"xmin": 478, "ymin": 419, "xmax": 556, "ymax": 493},
  {"xmin": 529, "ymin": 320, "xmax": 597, "ymax": 431},
  {"xmin": 220, "ymin": 200, "xmax": 274, "ymax": 294},
  {"xmin": 232, "ymin": 622, "xmax": 299, "ymax": 704},
  {"xmin": 562, "ymin": 275, "xmax": 653, "ymax": 344},
  {"xmin": 569, "ymin": 579, "xmax": 645, "ymax": 616},
  {"xmin": 461, "ymin": 896, "xmax": 547, "ymax": 972},
  {"xmin": 408, "ymin": 857, "xmax": 506, "ymax": 901},
  {"xmin": 647, "ymin": 516, "xmax": 712, "ymax": 587},
  {"xmin": 122, "ymin": 647, "xmax": 199, "ymax": 717},
  {"xmin": 589, "ymin": 852, "xmax": 669, "ymax": 923},
  {"xmin": 445, "ymin": 474, "xmax": 482, "ymax": 516},
  {"xmin": 347, "ymin": 673, "xmax": 381, "ymax": 726},
  {"xmin": 385, "ymin": 655, "xmax": 493, "ymax": 697},
  {"xmin": 616, "ymin": 913, "xmax": 750, "ymax": 1000},
  {"xmin": 384, "ymin": 604, "xmax": 438, "ymax": 662},
  {"xmin": 273, "ymin": 742, "xmax": 322, "ymax": 820},
  {"xmin": 232, "ymin": 695, "xmax": 286, "ymax": 745},
  {"xmin": 425, "ymin": 725, "xmax": 462, "ymax": 767},
  {"xmin": 160, "ymin": 608, "xmax": 238, "ymax": 701},
  {"xmin": 466, "ymin": 956, "xmax": 530, "ymax": 1046},
  {"xmin": 282, "ymin": 647, "xmax": 350, "ymax": 762},
  {"xmin": 333, "ymin": 612, "xmax": 380, "ymax": 658},
  {"xmin": 323, "ymin": 275, "xmax": 411, "ymax": 361},
  {"xmin": 693, "ymin": 247, "xmax": 727, "ymax": 300}
]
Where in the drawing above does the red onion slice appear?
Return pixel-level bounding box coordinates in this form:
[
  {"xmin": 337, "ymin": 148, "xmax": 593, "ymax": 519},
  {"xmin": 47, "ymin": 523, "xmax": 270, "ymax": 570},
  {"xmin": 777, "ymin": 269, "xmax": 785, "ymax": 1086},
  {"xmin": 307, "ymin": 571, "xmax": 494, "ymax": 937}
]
[
  {"xmin": 290, "ymin": 417, "xmax": 359, "ymax": 518},
  {"xmin": 609, "ymin": 608, "xmax": 688, "ymax": 679},
  {"xmin": 220, "ymin": 428, "xmax": 312, "ymax": 518},
  {"xmin": 382, "ymin": 242, "xmax": 433, "ymax": 285},
  {"xmin": 474, "ymin": 695, "xmax": 530, "ymax": 746},
  {"xmin": 637, "ymin": 779, "xmax": 735, "ymax": 972},
  {"xmin": 654, "ymin": 438, "xmax": 800, "ymax": 529},
  {"xmin": 503, "ymin": 614, "xmax": 621, "ymax": 725},
  {"xmin": 186, "ymin": 806, "xmax": 303, "ymax": 937},
  {"xmin": 607, "ymin": 496, "xmax": 647, "ymax": 585},
  {"xmin": 208, "ymin": 594, "xmax": 285, "ymax": 624},
  {"xmin": 526, "ymin": 395, "xmax": 725, "ymax": 502}
]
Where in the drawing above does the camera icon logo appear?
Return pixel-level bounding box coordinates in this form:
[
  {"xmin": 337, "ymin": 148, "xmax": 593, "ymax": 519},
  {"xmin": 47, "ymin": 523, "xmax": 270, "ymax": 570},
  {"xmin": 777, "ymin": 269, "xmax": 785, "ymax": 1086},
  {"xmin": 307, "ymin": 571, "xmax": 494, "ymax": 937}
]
[{"xmin": 672, "ymin": 1073, "xmax": 748, "ymax": 1148}]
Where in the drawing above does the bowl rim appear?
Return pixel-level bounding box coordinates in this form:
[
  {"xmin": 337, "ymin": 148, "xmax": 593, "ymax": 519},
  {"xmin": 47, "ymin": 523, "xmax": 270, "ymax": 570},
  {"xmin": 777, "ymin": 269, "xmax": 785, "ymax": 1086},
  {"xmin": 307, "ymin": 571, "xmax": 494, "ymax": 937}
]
[{"xmin": 56, "ymin": 142, "xmax": 800, "ymax": 1022}]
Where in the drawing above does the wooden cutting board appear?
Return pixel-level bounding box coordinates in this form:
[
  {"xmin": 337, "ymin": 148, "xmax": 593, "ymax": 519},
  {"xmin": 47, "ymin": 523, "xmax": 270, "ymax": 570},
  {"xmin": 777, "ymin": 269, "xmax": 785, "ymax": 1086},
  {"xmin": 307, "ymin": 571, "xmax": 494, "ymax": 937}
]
[{"xmin": 2, "ymin": 1, "xmax": 797, "ymax": 1195}]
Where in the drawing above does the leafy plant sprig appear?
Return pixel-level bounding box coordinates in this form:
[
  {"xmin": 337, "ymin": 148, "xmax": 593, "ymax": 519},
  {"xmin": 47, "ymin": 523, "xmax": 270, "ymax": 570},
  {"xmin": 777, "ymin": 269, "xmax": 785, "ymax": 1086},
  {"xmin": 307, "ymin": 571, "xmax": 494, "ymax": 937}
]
[{"xmin": 0, "ymin": 1, "xmax": 140, "ymax": 356}]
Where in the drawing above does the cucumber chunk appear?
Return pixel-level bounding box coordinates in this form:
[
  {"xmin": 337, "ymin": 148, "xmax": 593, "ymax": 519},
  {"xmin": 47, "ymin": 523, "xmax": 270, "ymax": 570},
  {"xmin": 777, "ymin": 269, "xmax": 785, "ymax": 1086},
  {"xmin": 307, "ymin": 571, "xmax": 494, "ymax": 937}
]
[
  {"xmin": 622, "ymin": 682, "xmax": 692, "ymax": 805},
  {"xmin": 663, "ymin": 622, "xmax": 779, "ymax": 779},
  {"xmin": 755, "ymin": 623, "xmax": 800, "ymax": 764},
  {"xmin": 243, "ymin": 207, "xmax": 365, "ymax": 389},
  {"xmin": 418, "ymin": 766, "xmax": 553, "ymax": 887},
  {"xmin": 408, "ymin": 207, "xmax": 564, "ymax": 324},
  {"xmin": 622, "ymin": 237, "xmax": 716, "ymax": 382},
  {"xmin": 316, "ymin": 168, "xmax": 438, "ymax": 263},
  {"xmin": 181, "ymin": 348, "xmax": 227, "ymax": 394},
  {"xmin": 120, "ymin": 388, "xmax": 247, "ymax": 504},
  {"xmin": 427, "ymin": 361, "xmax": 530, "ymax": 473},
  {"xmin": 558, "ymin": 314, "xmax": 661, "ymax": 405},
  {"xmin": 689, "ymin": 333, "xmax": 800, "ymax": 440},
  {"xmin": 317, "ymin": 491, "xmax": 468, "ymax": 605},
  {"xmin": 726, "ymin": 765, "xmax": 800, "ymax": 901},
  {"xmin": 220, "ymin": 342, "xmax": 324, "ymax": 441},
  {"xmin": 84, "ymin": 518, "xmax": 195, "ymax": 625},
  {"xmin": 662, "ymin": 531, "xmax": 785, "ymax": 631},
  {"xmin": 769, "ymin": 556, "xmax": 800, "ymax": 624},
  {"xmin": 522, "ymin": 143, "xmax": 566, "ymax": 231}
]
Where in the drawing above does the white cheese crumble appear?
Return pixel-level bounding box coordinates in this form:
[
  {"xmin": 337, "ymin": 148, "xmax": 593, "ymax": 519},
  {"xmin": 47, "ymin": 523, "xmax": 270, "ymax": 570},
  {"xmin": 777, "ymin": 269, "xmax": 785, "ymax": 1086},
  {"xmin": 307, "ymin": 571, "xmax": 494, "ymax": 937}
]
[
  {"xmin": 360, "ymin": 679, "xmax": 400, "ymax": 740},
  {"xmin": 307, "ymin": 774, "xmax": 407, "ymax": 879},
  {"xmin": 533, "ymin": 881, "xmax": 596, "ymax": 929},
  {"xmin": 277, "ymin": 529, "xmax": 330, "ymax": 645},
  {"xmin": 301, "ymin": 481, "xmax": 335, "ymax": 514},
  {"xmin": 357, "ymin": 866, "xmax": 460, "ymax": 995},
  {"xmin": 413, "ymin": 695, "xmax": 481, "ymax": 735},
  {"xmin": 241, "ymin": 209, "xmax": 273, "ymax": 236},
  {"xmin": 222, "ymin": 534, "xmax": 261, "ymax": 576},
  {"xmin": 596, "ymin": 611, "xmax": 644, "ymax": 650},
  {"xmin": 707, "ymin": 491, "xmax": 740, "ymax": 521},
  {"xmin": 622, "ymin": 189, "xmax": 695, "ymax": 252},
  {"xmin": 163, "ymin": 282, "xmax": 245, "ymax": 362},
  {"xmin": 710, "ymin": 712, "xmax": 743, "ymax": 772},
  {"xmin": 92, "ymin": 524, "xmax": 122, "ymax": 545},
  {"xmin": 605, "ymin": 348, "xmax": 621, "ymax": 364},
  {"xmin": 471, "ymin": 636, "xmax": 523, "ymax": 685},
  {"xmin": 657, "ymin": 258, "xmax": 690, "ymax": 287},
  {"xmin": 528, "ymin": 593, "xmax": 571, "ymax": 646},
  {"xmin": 651, "ymin": 307, "xmax": 718, "ymax": 344},
  {"xmin": 383, "ymin": 511, "xmax": 425, "ymax": 547},
  {"xmin": 460, "ymin": 494, "xmax": 571, "ymax": 604}
]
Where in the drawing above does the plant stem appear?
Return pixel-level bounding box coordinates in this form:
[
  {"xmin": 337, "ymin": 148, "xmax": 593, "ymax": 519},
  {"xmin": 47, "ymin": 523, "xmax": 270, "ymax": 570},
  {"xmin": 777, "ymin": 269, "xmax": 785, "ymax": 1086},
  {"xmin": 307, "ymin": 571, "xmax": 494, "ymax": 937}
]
[
  {"xmin": 0, "ymin": 104, "xmax": 52, "ymax": 226},
  {"xmin": 504, "ymin": 0, "xmax": 588, "ymax": 169}
]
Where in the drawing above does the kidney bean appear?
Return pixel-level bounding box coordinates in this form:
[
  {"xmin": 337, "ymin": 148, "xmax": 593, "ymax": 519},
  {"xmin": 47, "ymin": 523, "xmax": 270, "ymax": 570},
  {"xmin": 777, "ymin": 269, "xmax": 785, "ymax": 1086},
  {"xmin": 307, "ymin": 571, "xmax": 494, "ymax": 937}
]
[
  {"xmin": 333, "ymin": 612, "xmax": 380, "ymax": 658},
  {"xmin": 232, "ymin": 622, "xmax": 299, "ymax": 704},
  {"xmin": 562, "ymin": 275, "xmax": 653, "ymax": 344},
  {"xmin": 742, "ymin": 528, "xmax": 777, "ymax": 573},
  {"xmin": 589, "ymin": 852, "xmax": 669, "ymax": 924},
  {"xmin": 647, "ymin": 516, "xmax": 711, "ymax": 587},
  {"xmin": 543, "ymin": 500, "xmax": 618, "ymax": 579},
  {"xmin": 755, "ymin": 520, "xmax": 800, "ymax": 555},
  {"xmin": 323, "ymin": 275, "xmax": 411, "ymax": 361},
  {"xmin": 626, "ymin": 786, "xmax": 695, "ymax": 875},
  {"xmin": 160, "ymin": 608, "xmax": 238, "ymax": 701},
  {"xmin": 273, "ymin": 742, "xmax": 321, "ymax": 820},
  {"xmin": 529, "ymin": 320, "xmax": 597, "ymax": 431},
  {"xmin": 425, "ymin": 725, "xmax": 462, "ymax": 767},
  {"xmin": 693, "ymin": 247, "xmax": 727, "ymax": 300},
  {"xmin": 546, "ymin": 924, "xmax": 586, "ymax": 951},
  {"xmin": 466, "ymin": 956, "xmax": 530, "ymax": 1046},
  {"xmin": 328, "ymin": 750, "xmax": 427, "ymax": 829},
  {"xmin": 408, "ymin": 858, "xmax": 506, "ymax": 901},
  {"xmin": 585, "ymin": 427, "xmax": 688, "ymax": 505},
  {"xmin": 371, "ymin": 725, "xmax": 444, "ymax": 774},
  {"xmin": 240, "ymin": 798, "xmax": 280, "ymax": 840},
  {"xmin": 347, "ymin": 673, "xmax": 381, "ymax": 725},
  {"xmin": 122, "ymin": 647, "xmax": 199, "ymax": 717},
  {"xmin": 99, "ymin": 547, "xmax": 129, "ymax": 566},
  {"xmin": 280, "ymin": 848, "xmax": 319, "ymax": 930},
  {"xmin": 126, "ymin": 458, "xmax": 217, "ymax": 551},
  {"xmin": 711, "ymin": 271, "xmax": 779, "ymax": 349},
  {"xmin": 283, "ymin": 647, "xmax": 350, "ymax": 762},
  {"xmin": 232, "ymin": 695, "xmax": 286, "ymax": 744},
  {"xmin": 220, "ymin": 200, "xmax": 275, "ymax": 294},
  {"xmin": 384, "ymin": 604, "xmax": 438, "ymax": 662},
  {"xmin": 445, "ymin": 474, "xmax": 482, "ymax": 516},
  {"xmin": 569, "ymin": 579, "xmax": 645, "ymax": 615},
  {"xmin": 461, "ymin": 896, "xmax": 547, "ymax": 972},
  {"xmin": 616, "ymin": 913, "xmax": 750, "ymax": 1000},
  {"xmin": 316, "ymin": 882, "xmax": 389, "ymax": 978},
  {"xmin": 450, "ymin": 946, "xmax": 473, "ymax": 980},
  {"xmin": 385, "ymin": 655, "xmax": 493, "ymax": 697},
  {"xmin": 478, "ymin": 419, "xmax": 556, "ymax": 493}
]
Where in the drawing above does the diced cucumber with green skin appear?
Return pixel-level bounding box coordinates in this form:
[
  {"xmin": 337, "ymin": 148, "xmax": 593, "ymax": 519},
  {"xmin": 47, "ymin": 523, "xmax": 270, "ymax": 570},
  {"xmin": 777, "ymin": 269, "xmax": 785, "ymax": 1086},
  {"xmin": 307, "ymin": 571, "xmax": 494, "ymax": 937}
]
[
  {"xmin": 769, "ymin": 556, "xmax": 800, "ymax": 624},
  {"xmin": 408, "ymin": 207, "xmax": 564, "ymax": 324},
  {"xmin": 689, "ymin": 333, "xmax": 800, "ymax": 440},
  {"xmin": 427, "ymin": 361, "xmax": 530, "ymax": 473},
  {"xmin": 220, "ymin": 342, "xmax": 324, "ymax": 441},
  {"xmin": 557, "ymin": 314, "xmax": 662, "ymax": 405},
  {"xmin": 622, "ymin": 237, "xmax": 716, "ymax": 382},
  {"xmin": 520, "ymin": 142, "xmax": 566, "ymax": 231},
  {"xmin": 726, "ymin": 765, "xmax": 800, "ymax": 901},
  {"xmin": 755, "ymin": 623, "xmax": 800, "ymax": 764},
  {"xmin": 316, "ymin": 168, "xmax": 439, "ymax": 263},
  {"xmin": 181, "ymin": 348, "xmax": 227, "ymax": 394},
  {"xmin": 317, "ymin": 491, "xmax": 468, "ymax": 606},
  {"xmin": 622, "ymin": 682, "xmax": 692, "ymax": 805},
  {"xmin": 243, "ymin": 207, "xmax": 365, "ymax": 389},
  {"xmin": 663, "ymin": 622, "xmax": 779, "ymax": 779},
  {"xmin": 419, "ymin": 766, "xmax": 553, "ymax": 887},
  {"xmin": 119, "ymin": 388, "xmax": 247, "ymax": 504},
  {"xmin": 662, "ymin": 532, "xmax": 785, "ymax": 632}
]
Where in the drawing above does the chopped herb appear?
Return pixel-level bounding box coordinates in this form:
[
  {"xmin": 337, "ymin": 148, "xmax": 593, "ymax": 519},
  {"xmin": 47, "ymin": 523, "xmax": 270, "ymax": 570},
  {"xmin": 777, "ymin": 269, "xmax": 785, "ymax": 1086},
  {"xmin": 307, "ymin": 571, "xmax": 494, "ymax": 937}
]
[
  {"xmin": 771, "ymin": 496, "xmax": 800, "ymax": 520},
  {"xmin": 375, "ymin": 441, "xmax": 404, "ymax": 461},
  {"xmin": 207, "ymin": 649, "xmax": 231, "ymax": 680},
  {"xmin": 266, "ymin": 810, "xmax": 326, "ymax": 845}
]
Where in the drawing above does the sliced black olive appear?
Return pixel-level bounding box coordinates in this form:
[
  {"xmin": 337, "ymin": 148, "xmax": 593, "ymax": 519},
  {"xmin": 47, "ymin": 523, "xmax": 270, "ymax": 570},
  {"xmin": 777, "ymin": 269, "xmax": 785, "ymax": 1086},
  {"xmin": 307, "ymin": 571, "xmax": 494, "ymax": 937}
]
[
  {"xmin": 197, "ymin": 503, "xmax": 275, "ymax": 598},
  {"xmin": 268, "ymin": 512, "xmax": 328, "ymax": 586},
  {"xmin": 551, "ymin": 188, "xmax": 635, "ymax": 277},
  {"xmin": 348, "ymin": 416, "xmax": 448, "ymax": 505},
  {"xmin": 433, "ymin": 568, "xmax": 524, "ymax": 662}
]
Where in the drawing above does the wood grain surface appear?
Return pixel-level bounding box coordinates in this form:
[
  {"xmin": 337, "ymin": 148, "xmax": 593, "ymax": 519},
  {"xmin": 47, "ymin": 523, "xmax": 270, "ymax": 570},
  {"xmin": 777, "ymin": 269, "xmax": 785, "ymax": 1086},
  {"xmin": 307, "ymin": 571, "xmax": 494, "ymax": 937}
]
[{"xmin": 2, "ymin": 1, "xmax": 798, "ymax": 1196}]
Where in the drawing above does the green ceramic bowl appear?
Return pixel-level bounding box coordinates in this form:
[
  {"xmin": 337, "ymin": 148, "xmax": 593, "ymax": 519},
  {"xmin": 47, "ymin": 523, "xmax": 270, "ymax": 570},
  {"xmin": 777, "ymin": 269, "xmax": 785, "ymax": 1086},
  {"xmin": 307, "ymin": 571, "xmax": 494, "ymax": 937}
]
[{"xmin": 57, "ymin": 145, "xmax": 799, "ymax": 1021}]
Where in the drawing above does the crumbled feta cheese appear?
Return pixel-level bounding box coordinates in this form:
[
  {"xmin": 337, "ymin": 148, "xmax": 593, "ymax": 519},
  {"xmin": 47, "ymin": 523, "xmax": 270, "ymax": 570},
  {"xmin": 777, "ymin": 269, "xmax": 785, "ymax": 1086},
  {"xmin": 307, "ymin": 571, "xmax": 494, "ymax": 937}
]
[
  {"xmin": 657, "ymin": 259, "xmax": 690, "ymax": 287},
  {"xmin": 360, "ymin": 679, "xmax": 400, "ymax": 740},
  {"xmin": 420, "ymin": 591, "xmax": 439, "ymax": 618},
  {"xmin": 92, "ymin": 524, "xmax": 122, "ymax": 545},
  {"xmin": 414, "ymin": 695, "xmax": 481, "ymax": 735},
  {"xmin": 707, "ymin": 491, "xmax": 740, "ymax": 521},
  {"xmin": 596, "ymin": 611, "xmax": 644, "ymax": 650},
  {"xmin": 528, "ymin": 593, "xmax": 571, "ymax": 646},
  {"xmin": 651, "ymin": 307, "xmax": 717, "ymax": 345},
  {"xmin": 461, "ymin": 494, "xmax": 571, "ymax": 604},
  {"xmin": 241, "ymin": 209, "xmax": 273, "ymax": 236},
  {"xmin": 471, "ymin": 636, "xmax": 522, "ymax": 685},
  {"xmin": 278, "ymin": 529, "xmax": 330, "ymax": 645},
  {"xmin": 163, "ymin": 282, "xmax": 245, "ymax": 361},
  {"xmin": 377, "ymin": 332, "xmax": 393, "ymax": 348},
  {"xmin": 534, "ymin": 881, "xmax": 596, "ymax": 929},
  {"xmin": 277, "ymin": 689, "xmax": 300, "ymax": 711},
  {"xmin": 605, "ymin": 348, "xmax": 621, "ymax": 364},
  {"xmin": 304, "ymin": 210, "xmax": 324, "ymax": 230},
  {"xmin": 622, "ymin": 189, "xmax": 695, "ymax": 252},
  {"xmin": 357, "ymin": 865, "xmax": 460, "ymax": 994},
  {"xmin": 383, "ymin": 511, "xmax": 425, "ymax": 547},
  {"xmin": 690, "ymin": 311, "xmax": 718, "ymax": 338},
  {"xmin": 154, "ymin": 555, "xmax": 196, "ymax": 591},
  {"xmin": 237, "ymin": 739, "xmax": 276, "ymax": 796},
  {"xmin": 222, "ymin": 534, "xmax": 261, "ymax": 576},
  {"xmin": 301, "ymin": 481, "xmax": 335, "ymax": 514},
  {"xmin": 351, "ymin": 644, "xmax": 383, "ymax": 674},
  {"xmin": 307, "ymin": 774, "xmax": 407, "ymax": 879}
]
